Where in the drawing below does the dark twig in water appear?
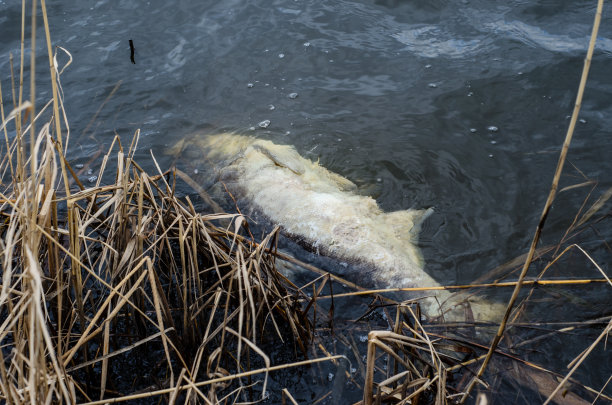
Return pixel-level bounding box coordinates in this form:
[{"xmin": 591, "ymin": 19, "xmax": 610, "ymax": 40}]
[{"xmin": 129, "ymin": 39, "xmax": 135, "ymax": 64}]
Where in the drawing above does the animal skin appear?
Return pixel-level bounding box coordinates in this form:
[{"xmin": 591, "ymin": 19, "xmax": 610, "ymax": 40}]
[{"xmin": 174, "ymin": 133, "xmax": 502, "ymax": 321}]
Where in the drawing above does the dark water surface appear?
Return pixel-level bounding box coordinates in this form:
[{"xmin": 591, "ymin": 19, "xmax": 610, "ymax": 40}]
[{"xmin": 1, "ymin": 0, "xmax": 611, "ymax": 402}]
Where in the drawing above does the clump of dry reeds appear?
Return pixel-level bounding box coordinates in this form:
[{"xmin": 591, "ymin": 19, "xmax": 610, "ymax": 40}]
[
  {"xmin": 0, "ymin": 5, "xmax": 332, "ymax": 403},
  {"xmin": 354, "ymin": 291, "xmax": 610, "ymax": 405},
  {"xmin": 361, "ymin": 304, "xmax": 465, "ymax": 404},
  {"xmin": 1, "ymin": 106, "xmax": 330, "ymax": 403}
]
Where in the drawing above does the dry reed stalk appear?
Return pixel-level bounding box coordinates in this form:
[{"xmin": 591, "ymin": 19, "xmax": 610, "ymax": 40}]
[
  {"xmin": 282, "ymin": 388, "xmax": 300, "ymax": 405},
  {"xmin": 542, "ymin": 319, "xmax": 612, "ymax": 405},
  {"xmin": 312, "ymin": 277, "xmax": 610, "ymax": 300},
  {"xmin": 459, "ymin": 0, "xmax": 606, "ymax": 401}
]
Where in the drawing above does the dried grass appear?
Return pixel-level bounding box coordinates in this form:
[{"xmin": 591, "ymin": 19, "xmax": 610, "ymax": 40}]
[{"xmin": 1, "ymin": 103, "xmax": 329, "ymax": 402}]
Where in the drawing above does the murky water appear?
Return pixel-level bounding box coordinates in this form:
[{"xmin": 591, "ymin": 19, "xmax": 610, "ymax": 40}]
[{"xmin": 1, "ymin": 0, "xmax": 610, "ymax": 402}]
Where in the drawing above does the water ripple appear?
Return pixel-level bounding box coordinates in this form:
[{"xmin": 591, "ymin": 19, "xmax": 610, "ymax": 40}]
[
  {"xmin": 303, "ymin": 75, "xmax": 399, "ymax": 96},
  {"xmin": 392, "ymin": 26, "xmax": 493, "ymax": 58},
  {"xmin": 483, "ymin": 18, "xmax": 612, "ymax": 55}
]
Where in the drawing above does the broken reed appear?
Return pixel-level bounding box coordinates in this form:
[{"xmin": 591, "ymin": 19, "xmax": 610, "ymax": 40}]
[{"xmin": 0, "ymin": 111, "xmax": 319, "ymax": 403}]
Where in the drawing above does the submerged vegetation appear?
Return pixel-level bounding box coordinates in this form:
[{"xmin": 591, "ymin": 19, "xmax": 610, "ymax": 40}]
[{"xmin": 0, "ymin": 1, "xmax": 610, "ymax": 404}]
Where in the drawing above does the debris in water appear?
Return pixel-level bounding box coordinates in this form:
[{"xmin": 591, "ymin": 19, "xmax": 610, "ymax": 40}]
[
  {"xmin": 88, "ymin": 176, "xmax": 98, "ymax": 183},
  {"xmin": 278, "ymin": 53, "xmax": 285, "ymax": 58},
  {"xmin": 470, "ymin": 128, "xmax": 477, "ymax": 133},
  {"xmin": 268, "ymin": 104, "xmax": 275, "ymax": 110},
  {"xmin": 428, "ymin": 83, "xmax": 437, "ymax": 88},
  {"xmin": 487, "ymin": 126, "xmax": 499, "ymax": 132},
  {"xmin": 258, "ymin": 120, "xmax": 271, "ymax": 128},
  {"xmin": 328, "ymin": 373, "xmax": 334, "ymax": 381},
  {"xmin": 288, "ymin": 92, "xmax": 298, "ymax": 99},
  {"xmin": 75, "ymin": 163, "xmax": 84, "ymax": 169},
  {"xmin": 247, "ymin": 83, "xmax": 254, "ymax": 88},
  {"xmin": 129, "ymin": 39, "xmax": 136, "ymax": 64}
]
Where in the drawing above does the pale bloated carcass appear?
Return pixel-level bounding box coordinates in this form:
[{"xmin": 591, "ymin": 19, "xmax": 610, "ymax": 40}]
[{"xmin": 174, "ymin": 133, "xmax": 501, "ymax": 321}]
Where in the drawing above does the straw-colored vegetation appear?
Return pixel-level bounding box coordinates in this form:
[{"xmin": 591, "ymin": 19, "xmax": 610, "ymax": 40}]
[
  {"xmin": 1, "ymin": 1, "xmax": 610, "ymax": 404},
  {"xmin": 0, "ymin": 123, "xmax": 323, "ymax": 403}
]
